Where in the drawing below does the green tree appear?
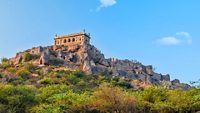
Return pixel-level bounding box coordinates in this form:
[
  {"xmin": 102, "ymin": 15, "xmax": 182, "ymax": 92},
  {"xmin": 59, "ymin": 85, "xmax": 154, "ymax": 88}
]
[
  {"xmin": 91, "ymin": 83, "xmax": 136, "ymax": 112},
  {"xmin": 32, "ymin": 85, "xmax": 91, "ymax": 113},
  {"xmin": 0, "ymin": 84, "xmax": 38, "ymax": 113},
  {"xmin": 0, "ymin": 57, "xmax": 11, "ymax": 69}
]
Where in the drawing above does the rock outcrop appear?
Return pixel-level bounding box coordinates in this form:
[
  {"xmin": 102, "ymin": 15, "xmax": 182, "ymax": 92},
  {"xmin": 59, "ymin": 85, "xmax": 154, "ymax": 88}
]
[{"xmin": 9, "ymin": 32, "xmax": 190, "ymax": 90}]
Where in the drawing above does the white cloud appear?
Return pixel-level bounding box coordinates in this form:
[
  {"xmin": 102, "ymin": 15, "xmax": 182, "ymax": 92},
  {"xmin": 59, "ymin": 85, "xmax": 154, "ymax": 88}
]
[
  {"xmin": 176, "ymin": 32, "xmax": 191, "ymax": 38},
  {"xmin": 156, "ymin": 37, "xmax": 181, "ymax": 45},
  {"xmin": 155, "ymin": 32, "xmax": 192, "ymax": 46},
  {"xmin": 97, "ymin": 0, "xmax": 117, "ymax": 11}
]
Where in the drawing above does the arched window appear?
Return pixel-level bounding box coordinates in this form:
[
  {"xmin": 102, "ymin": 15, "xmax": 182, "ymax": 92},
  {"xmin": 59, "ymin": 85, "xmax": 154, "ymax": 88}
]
[
  {"xmin": 68, "ymin": 39, "xmax": 71, "ymax": 42},
  {"xmin": 72, "ymin": 38, "xmax": 75, "ymax": 42},
  {"xmin": 63, "ymin": 39, "xmax": 67, "ymax": 43}
]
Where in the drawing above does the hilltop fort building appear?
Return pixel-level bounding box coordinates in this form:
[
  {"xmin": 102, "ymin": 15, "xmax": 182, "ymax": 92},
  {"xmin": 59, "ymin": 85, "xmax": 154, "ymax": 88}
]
[{"xmin": 54, "ymin": 32, "xmax": 90, "ymax": 46}]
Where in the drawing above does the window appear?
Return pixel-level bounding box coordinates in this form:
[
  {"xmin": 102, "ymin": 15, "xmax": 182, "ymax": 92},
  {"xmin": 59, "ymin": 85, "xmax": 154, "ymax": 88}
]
[
  {"xmin": 72, "ymin": 38, "xmax": 75, "ymax": 42},
  {"xmin": 63, "ymin": 39, "xmax": 67, "ymax": 43},
  {"xmin": 68, "ymin": 39, "xmax": 71, "ymax": 42}
]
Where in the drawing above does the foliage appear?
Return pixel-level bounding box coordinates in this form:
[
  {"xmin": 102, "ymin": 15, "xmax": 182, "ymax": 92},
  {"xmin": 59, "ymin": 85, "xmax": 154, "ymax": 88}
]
[
  {"xmin": 0, "ymin": 84, "xmax": 38, "ymax": 113},
  {"xmin": 0, "ymin": 57, "xmax": 11, "ymax": 69},
  {"xmin": 48, "ymin": 58, "xmax": 64, "ymax": 66},
  {"xmin": 24, "ymin": 63, "xmax": 38, "ymax": 72},
  {"xmin": 1, "ymin": 58, "xmax": 9, "ymax": 63},
  {"xmin": 91, "ymin": 83, "xmax": 136, "ymax": 112},
  {"xmin": 38, "ymin": 78, "xmax": 53, "ymax": 85},
  {"xmin": 24, "ymin": 53, "xmax": 39, "ymax": 62},
  {"xmin": 0, "ymin": 73, "xmax": 4, "ymax": 78},
  {"xmin": 0, "ymin": 64, "xmax": 200, "ymax": 113},
  {"xmin": 32, "ymin": 85, "xmax": 91, "ymax": 113},
  {"xmin": 16, "ymin": 68, "xmax": 31, "ymax": 79},
  {"xmin": 111, "ymin": 77, "xmax": 132, "ymax": 89}
]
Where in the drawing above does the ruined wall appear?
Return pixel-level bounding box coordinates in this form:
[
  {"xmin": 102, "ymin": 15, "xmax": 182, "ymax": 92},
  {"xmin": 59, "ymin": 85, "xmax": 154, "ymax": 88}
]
[{"xmin": 28, "ymin": 46, "xmax": 43, "ymax": 54}]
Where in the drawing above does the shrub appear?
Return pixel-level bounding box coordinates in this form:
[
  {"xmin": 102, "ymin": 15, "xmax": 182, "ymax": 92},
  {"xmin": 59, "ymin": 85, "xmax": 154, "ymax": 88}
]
[
  {"xmin": 16, "ymin": 69, "xmax": 31, "ymax": 79},
  {"xmin": 7, "ymin": 67, "xmax": 17, "ymax": 74},
  {"xmin": 91, "ymin": 83, "xmax": 136, "ymax": 112},
  {"xmin": 39, "ymin": 78, "xmax": 53, "ymax": 85},
  {"xmin": 118, "ymin": 80, "xmax": 132, "ymax": 89},
  {"xmin": 37, "ymin": 85, "xmax": 69, "ymax": 102},
  {"xmin": 166, "ymin": 89, "xmax": 200, "ymax": 112},
  {"xmin": 30, "ymin": 104, "xmax": 63, "ymax": 113},
  {"xmin": 32, "ymin": 90, "xmax": 91, "ymax": 113},
  {"xmin": 72, "ymin": 70, "xmax": 84, "ymax": 78},
  {"xmin": 24, "ymin": 53, "xmax": 32, "ymax": 62},
  {"xmin": 77, "ymin": 80, "xmax": 87, "ymax": 87},
  {"xmin": 48, "ymin": 58, "xmax": 64, "ymax": 66},
  {"xmin": 0, "ymin": 73, "xmax": 3, "ymax": 78},
  {"xmin": 0, "ymin": 84, "xmax": 38, "ymax": 113},
  {"xmin": 24, "ymin": 63, "xmax": 38, "ymax": 72},
  {"xmin": 67, "ymin": 74, "xmax": 81, "ymax": 85},
  {"xmin": 1, "ymin": 58, "xmax": 8, "ymax": 63},
  {"xmin": 24, "ymin": 53, "xmax": 39, "ymax": 62},
  {"xmin": 0, "ymin": 58, "xmax": 11, "ymax": 69}
]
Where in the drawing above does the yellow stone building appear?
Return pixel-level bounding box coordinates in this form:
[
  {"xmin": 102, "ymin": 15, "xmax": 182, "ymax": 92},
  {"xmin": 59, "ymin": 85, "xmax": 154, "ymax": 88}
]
[{"xmin": 54, "ymin": 31, "xmax": 90, "ymax": 46}]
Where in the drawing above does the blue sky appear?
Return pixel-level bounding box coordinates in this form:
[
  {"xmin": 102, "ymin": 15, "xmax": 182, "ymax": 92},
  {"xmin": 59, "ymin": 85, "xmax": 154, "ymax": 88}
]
[{"xmin": 0, "ymin": 0, "xmax": 200, "ymax": 83}]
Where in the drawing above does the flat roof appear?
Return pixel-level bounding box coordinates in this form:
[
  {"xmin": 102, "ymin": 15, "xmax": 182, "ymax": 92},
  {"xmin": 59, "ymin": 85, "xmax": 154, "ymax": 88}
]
[{"xmin": 55, "ymin": 32, "xmax": 91, "ymax": 39}]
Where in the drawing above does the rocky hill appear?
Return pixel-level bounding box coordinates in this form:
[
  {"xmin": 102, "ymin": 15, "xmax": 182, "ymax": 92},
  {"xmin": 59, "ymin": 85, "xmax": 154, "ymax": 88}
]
[{"xmin": 9, "ymin": 32, "xmax": 190, "ymax": 90}]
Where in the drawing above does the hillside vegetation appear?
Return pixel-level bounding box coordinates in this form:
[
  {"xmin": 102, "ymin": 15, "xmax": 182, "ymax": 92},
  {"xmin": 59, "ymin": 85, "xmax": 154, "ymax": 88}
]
[{"xmin": 0, "ymin": 58, "xmax": 200, "ymax": 113}]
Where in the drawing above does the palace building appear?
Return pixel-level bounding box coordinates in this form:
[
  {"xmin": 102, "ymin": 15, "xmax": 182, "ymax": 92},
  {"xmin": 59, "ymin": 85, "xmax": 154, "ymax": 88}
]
[{"xmin": 54, "ymin": 31, "xmax": 91, "ymax": 46}]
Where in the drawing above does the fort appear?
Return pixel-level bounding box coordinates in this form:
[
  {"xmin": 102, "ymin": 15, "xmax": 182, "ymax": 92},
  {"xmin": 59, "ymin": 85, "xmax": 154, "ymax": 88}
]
[
  {"xmin": 9, "ymin": 31, "xmax": 190, "ymax": 90},
  {"xmin": 54, "ymin": 31, "xmax": 90, "ymax": 46}
]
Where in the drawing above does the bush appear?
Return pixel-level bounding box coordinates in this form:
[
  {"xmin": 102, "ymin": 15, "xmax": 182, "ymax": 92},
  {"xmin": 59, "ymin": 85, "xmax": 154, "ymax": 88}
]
[
  {"xmin": 30, "ymin": 104, "xmax": 63, "ymax": 113},
  {"xmin": 0, "ymin": 84, "xmax": 38, "ymax": 113},
  {"xmin": 72, "ymin": 70, "xmax": 84, "ymax": 78},
  {"xmin": 0, "ymin": 73, "xmax": 4, "ymax": 78},
  {"xmin": 39, "ymin": 78, "xmax": 53, "ymax": 85},
  {"xmin": 24, "ymin": 53, "xmax": 39, "ymax": 62},
  {"xmin": 67, "ymin": 74, "xmax": 81, "ymax": 85},
  {"xmin": 16, "ymin": 69, "xmax": 31, "ymax": 79},
  {"xmin": 0, "ymin": 58, "xmax": 11, "ymax": 69},
  {"xmin": 24, "ymin": 63, "xmax": 38, "ymax": 72},
  {"xmin": 91, "ymin": 83, "xmax": 136, "ymax": 112},
  {"xmin": 32, "ymin": 90, "xmax": 91, "ymax": 113},
  {"xmin": 166, "ymin": 89, "xmax": 200, "ymax": 112},
  {"xmin": 7, "ymin": 67, "xmax": 17, "ymax": 74},
  {"xmin": 48, "ymin": 58, "xmax": 64, "ymax": 66},
  {"xmin": 1, "ymin": 58, "xmax": 8, "ymax": 63},
  {"xmin": 24, "ymin": 53, "xmax": 32, "ymax": 62},
  {"xmin": 77, "ymin": 80, "xmax": 87, "ymax": 87}
]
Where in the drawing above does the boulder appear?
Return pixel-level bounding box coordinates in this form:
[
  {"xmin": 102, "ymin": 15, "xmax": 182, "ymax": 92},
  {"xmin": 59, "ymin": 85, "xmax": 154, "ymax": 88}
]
[
  {"xmin": 162, "ymin": 74, "xmax": 170, "ymax": 81},
  {"xmin": 172, "ymin": 79, "xmax": 180, "ymax": 84},
  {"xmin": 145, "ymin": 65, "xmax": 153, "ymax": 75}
]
